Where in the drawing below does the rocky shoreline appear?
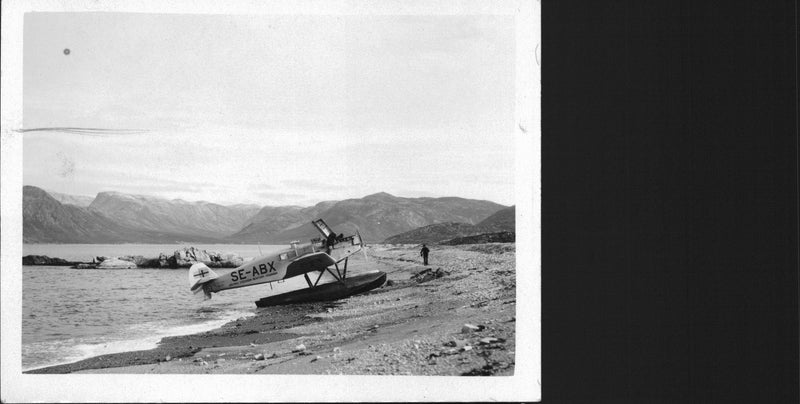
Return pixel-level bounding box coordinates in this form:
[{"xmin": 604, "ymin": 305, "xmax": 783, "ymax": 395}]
[
  {"xmin": 22, "ymin": 246, "xmax": 246, "ymax": 269},
  {"xmin": 24, "ymin": 243, "xmax": 517, "ymax": 376}
]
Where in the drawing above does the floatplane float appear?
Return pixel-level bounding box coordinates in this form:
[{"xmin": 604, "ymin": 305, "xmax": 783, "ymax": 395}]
[{"xmin": 188, "ymin": 219, "xmax": 387, "ymax": 307}]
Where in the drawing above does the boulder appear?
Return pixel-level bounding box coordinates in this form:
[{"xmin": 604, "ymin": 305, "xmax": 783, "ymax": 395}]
[
  {"xmin": 118, "ymin": 255, "xmax": 140, "ymax": 263},
  {"xmin": 22, "ymin": 255, "xmax": 72, "ymax": 266},
  {"xmin": 220, "ymin": 253, "xmax": 244, "ymax": 267},
  {"xmin": 135, "ymin": 257, "xmax": 162, "ymax": 268},
  {"xmin": 158, "ymin": 253, "xmax": 170, "ymax": 268},
  {"xmin": 97, "ymin": 258, "xmax": 137, "ymax": 269},
  {"xmin": 172, "ymin": 247, "xmax": 243, "ymax": 268}
]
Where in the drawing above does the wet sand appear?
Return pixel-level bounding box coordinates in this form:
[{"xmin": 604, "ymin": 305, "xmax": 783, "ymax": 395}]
[{"xmin": 26, "ymin": 244, "xmax": 517, "ymax": 376}]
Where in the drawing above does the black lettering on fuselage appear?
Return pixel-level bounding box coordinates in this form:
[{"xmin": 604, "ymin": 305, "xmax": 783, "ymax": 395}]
[{"xmin": 233, "ymin": 261, "xmax": 278, "ymax": 283}]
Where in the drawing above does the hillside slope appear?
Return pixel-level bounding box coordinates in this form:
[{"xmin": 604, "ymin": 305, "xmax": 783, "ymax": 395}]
[
  {"xmin": 88, "ymin": 191, "xmax": 260, "ymax": 238},
  {"xmin": 23, "ymin": 186, "xmax": 223, "ymax": 243},
  {"xmin": 24, "ymin": 186, "xmax": 508, "ymax": 245},
  {"xmin": 383, "ymin": 206, "xmax": 515, "ymax": 244},
  {"xmin": 46, "ymin": 191, "xmax": 95, "ymax": 207},
  {"xmin": 235, "ymin": 193, "xmax": 506, "ymax": 244}
]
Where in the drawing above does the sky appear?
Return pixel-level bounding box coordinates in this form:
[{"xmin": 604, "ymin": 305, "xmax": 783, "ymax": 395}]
[{"xmin": 23, "ymin": 12, "xmax": 516, "ymax": 207}]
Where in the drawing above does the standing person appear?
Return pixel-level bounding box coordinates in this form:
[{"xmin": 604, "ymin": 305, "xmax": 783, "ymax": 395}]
[
  {"xmin": 326, "ymin": 232, "xmax": 337, "ymax": 254},
  {"xmin": 420, "ymin": 244, "xmax": 430, "ymax": 266}
]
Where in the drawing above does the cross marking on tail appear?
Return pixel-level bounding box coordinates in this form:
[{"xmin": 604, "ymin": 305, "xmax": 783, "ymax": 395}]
[{"xmin": 194, "ymin": 269, "xmax": 208, "ymax": 278}]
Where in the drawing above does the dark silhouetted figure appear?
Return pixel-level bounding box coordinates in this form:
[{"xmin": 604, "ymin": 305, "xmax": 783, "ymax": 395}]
[
  {"xmin": 326, "ymin": 232, "xmax": 337, "ymax": 254},
  {"xmin": 420, "ymin": 244, "xmax": 430, "ymax": 266}
]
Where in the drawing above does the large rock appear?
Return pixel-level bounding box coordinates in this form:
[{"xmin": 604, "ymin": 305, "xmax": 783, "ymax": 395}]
[
  {"xmin": 119, "ymin": 255, "xmax": 156, "ymax": 267},
  {"xmin": 22, "ymin": 255, "xmax": 73, "ymax": 266},
  {"xmin": 174, "ymin": 247, "xmax": 213, "ymax": 267},
  {"xmin": 97, "ymin": 258, "xmax": 137, "ymax": 269},
  {"xmin": 171, "ymin": 247, "xmax": 243, "ymax": 268}
]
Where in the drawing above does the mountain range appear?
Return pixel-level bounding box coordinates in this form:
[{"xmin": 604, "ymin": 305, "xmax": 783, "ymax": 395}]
[
  {"xmin": 382, "ymin": 206, "xmax": 515, "ymax": 244},
  {"xmin": 22, "ymin": 186, "xmax": 508, "ymax": 244}
]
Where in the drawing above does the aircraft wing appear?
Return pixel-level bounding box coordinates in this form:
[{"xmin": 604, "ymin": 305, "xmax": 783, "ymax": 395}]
[{"xmin": 284, "ymin": 252, "xmax": 337, "ymax": 279}]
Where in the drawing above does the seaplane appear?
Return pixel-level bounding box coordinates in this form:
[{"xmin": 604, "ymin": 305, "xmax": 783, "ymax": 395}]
[{"xmin": 188, "ymin": 219, "xmax": 387, "ymax": 307}]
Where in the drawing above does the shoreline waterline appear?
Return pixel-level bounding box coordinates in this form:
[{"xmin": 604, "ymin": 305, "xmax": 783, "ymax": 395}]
[
  {"xmin": 23, "ymin": 305, "xmax": 258, "ymax": 372},
  {"xmin": 21, "ymin": 245, "xmax": 289, "ymax": 372}
]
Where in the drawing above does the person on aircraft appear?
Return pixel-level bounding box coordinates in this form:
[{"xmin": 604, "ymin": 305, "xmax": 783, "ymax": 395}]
[{"xmin": 326, "ymin": 232, "xmax": 337, "ymax": 254}]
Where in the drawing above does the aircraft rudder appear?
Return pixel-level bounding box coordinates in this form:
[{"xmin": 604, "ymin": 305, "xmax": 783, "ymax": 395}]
[{"xmin": 188, "ymin": 262, "xmax": 219, "ymax": 292}]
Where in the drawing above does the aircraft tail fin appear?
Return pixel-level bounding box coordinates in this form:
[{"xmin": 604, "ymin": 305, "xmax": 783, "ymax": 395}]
[{"xmin": 188, "ymin": 263, "xmax": 219, "ymax": 296}]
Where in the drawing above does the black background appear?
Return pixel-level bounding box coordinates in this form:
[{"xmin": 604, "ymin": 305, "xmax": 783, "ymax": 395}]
[{"xmin": 543, "ymin": 1, "xmax": 797, "ymax": 402}]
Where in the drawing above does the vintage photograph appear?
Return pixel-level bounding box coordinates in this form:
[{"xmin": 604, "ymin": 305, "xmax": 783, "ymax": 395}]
[{"xmin": 3, "ymin": 0, "xmax": 538, "ymax": 401}]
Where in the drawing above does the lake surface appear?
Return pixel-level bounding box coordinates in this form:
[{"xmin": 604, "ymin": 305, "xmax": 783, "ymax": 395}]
[{"xmin": 21, "ymin": 243, "xmax": 349, "ymax": 371}]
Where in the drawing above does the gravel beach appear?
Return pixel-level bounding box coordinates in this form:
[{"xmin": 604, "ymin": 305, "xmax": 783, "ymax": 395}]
[{"xmin": 25, "ymin": 243, "xmax": 517, "ymax": 376}]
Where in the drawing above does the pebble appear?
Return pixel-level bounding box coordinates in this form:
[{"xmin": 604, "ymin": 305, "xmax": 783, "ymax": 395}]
[
  {"xmin": 254, "ymin": 353, "xmax": 265, "ymax": 360},
  {"xmin": 165, "ymin": 355, "xmax": 171, "ymax": 361},
  {"xmin": 333, "ymin": 347, "xmax": 341, "ymax": 353},
  {"xmin": 292, "ymin": 344, "xmax": 307, "ymax": 353},
  {"xmin": 478, "ymin": 337, "xmax": 505, "ymax": 345},
  {"xmin": 462, "ymin": 345, "xmax": 473, "ymax": 352},
  {"xmin": 268, "ymin": 353, "xmax": 278, "ymax": 359},
  {"xmin": 461, "ymin": 324, "xmax": 481, "ymax": 333}
]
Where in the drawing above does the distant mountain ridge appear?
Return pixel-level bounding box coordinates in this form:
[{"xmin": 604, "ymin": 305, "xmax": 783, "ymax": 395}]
[
  {"xmin": 22, "ymin": 186, "xmax": 509, "ymax": 244},
  {"xmin": 382, "ymin": 206, "xmax": 515, "ymax": 244},
  {"xmin": 46, "ymin": 191, "xmax": 95, "ymax": 207},
  {"xmin": 22, "ymin": 186, "xmax": 222, "ymax": 243},
  {"xmin": 89, "ymin": 191, "xmax": 261, "ymax": 238},
  {"xmin": 226, "ymin": 192, "xmax": 505, "ymax": 243}
]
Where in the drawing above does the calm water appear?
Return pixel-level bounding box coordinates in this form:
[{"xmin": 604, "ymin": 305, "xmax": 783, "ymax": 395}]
[{"xmin": 21, "ymin": 243, "xmax": 350, "ymax": 371}]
